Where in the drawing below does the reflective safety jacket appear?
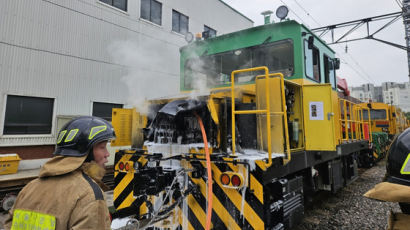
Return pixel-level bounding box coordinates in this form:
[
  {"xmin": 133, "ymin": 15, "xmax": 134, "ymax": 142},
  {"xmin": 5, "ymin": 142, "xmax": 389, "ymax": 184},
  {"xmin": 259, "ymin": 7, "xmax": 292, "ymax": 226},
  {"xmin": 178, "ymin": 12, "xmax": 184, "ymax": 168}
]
[
  {"xmin": 4, "ymin": 155, "xmax": 111, "ymax": 230},
  {"xmin": 365, "ymin": 182, "xmax": 410, "ymax": 230},
  {"xmin": 388, "ymin": 211, "xmax": 410, "ymax": 230}
]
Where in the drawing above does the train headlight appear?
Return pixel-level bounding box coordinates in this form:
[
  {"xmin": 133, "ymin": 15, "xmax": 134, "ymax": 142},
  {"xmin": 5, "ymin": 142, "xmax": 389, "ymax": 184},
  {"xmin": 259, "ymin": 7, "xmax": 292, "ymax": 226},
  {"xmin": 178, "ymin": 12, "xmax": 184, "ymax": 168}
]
[{"xmin": 276, "ymin": 5, "xmax": 289, "ymax": 21}]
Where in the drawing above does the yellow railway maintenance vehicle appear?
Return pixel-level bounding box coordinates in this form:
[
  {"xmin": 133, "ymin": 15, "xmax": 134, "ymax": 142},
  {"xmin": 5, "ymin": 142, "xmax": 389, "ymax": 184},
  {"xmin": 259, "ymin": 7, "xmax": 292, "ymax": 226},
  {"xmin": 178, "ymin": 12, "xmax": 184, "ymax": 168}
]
[
  {"xmin": 360, "ymin": 102, "xmax": 390, "ymax": 134},
  {"xmin": 111, "ymin": 20, "xmax": 376, "ymax": 230},
  {"xmin": 395, "ymin": 107, "xmax": 409, "ymax": 133}
]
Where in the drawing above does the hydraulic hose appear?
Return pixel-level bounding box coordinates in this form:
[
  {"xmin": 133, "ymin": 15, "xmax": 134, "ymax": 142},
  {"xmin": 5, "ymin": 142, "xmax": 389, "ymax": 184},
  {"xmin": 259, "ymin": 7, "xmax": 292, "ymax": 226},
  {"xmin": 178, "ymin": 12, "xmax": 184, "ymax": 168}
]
[{"xmin": 194, "ymin": 112, "xmax": 213, "ymax": 230}]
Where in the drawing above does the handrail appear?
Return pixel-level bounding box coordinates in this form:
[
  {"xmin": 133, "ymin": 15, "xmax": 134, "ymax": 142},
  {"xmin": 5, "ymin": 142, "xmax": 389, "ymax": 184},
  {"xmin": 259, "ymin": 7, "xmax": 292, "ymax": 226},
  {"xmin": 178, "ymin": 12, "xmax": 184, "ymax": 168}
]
[
  {"xmin": 230, "ymin": 67, "xmax": 290, "ymax": 168},
  {"xmin": 261, "ymin": 73, "xmax": 290, "ymax": 165},
  {"xmin": 339, "ymin": 98, "xmax": 372, "ymax": 143}
]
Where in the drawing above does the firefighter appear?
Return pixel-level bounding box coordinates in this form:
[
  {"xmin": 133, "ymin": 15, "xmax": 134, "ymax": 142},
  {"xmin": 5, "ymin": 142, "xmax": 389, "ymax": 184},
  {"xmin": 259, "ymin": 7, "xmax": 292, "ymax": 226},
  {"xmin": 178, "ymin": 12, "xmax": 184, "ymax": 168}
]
[
  {"xmin": 4, "ymin": 116, "xmax": 115, "ymax": 230},
  {"xmin": 365, "ymin": 128, "xmax": 410, "ymax": 229}
]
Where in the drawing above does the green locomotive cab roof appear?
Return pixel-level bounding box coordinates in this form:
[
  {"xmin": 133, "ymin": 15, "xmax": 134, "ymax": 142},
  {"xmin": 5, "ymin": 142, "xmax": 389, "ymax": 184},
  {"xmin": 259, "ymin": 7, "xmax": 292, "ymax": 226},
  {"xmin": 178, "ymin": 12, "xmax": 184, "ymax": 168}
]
[{"xmin": 180, "ymin": 20, "xmax": 338, "ymax": 91}]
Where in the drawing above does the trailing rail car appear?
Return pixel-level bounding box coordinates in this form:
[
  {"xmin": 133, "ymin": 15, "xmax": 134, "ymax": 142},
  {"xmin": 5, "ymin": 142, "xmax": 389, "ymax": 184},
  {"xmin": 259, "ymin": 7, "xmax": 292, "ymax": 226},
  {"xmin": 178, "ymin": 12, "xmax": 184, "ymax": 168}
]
[
  {"xmin": 360, "ymin": 102, "xmax": 390, "ymax": 134},
  {"xmin": 357, "ymin": 103, "xmax": 409, "ymax": 163},
  {"xmin": 111, "ymin": 20, "xmax": 389, "ymax": 229}
]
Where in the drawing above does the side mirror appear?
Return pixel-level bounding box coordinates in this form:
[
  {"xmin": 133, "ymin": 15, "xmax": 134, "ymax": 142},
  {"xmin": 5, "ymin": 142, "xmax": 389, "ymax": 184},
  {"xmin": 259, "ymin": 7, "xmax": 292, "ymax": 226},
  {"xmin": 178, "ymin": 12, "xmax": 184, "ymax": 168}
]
[
  {"xmin": 334, "ymin": 58, "xmax": 340, "ymax": 70},
  {"xmin": 308, "ymin": 36, "xmax": 314, "ymax": 49}
]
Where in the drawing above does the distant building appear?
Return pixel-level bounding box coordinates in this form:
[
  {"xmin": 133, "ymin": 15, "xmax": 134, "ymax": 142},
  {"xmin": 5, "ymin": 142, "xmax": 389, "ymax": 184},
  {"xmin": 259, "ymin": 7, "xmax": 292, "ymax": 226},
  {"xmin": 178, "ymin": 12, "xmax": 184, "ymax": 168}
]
[
  {"xmin": 0, "ymin": 0, "xmax": 253, "ymax": 160},
  {"xmin": 383, "ymin": 82, "xmax": 410, "ymax": 112},
  {"xmin": 349, "ymin": 82, "xmax": 410, "ymax": 112},
  {"xmin": 350, "ymin": 83, "xmax": 378, "ymax": 102}
]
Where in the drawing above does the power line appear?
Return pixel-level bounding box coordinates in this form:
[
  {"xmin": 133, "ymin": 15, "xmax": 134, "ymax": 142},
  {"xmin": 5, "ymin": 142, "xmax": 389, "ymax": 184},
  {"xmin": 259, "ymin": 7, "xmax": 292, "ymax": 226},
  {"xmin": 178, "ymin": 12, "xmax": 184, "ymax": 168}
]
[
  {"xmin": 290, "ymin": 0, "xmax": 322, "ymax": 27},
  {"xmin": 394, "ymin": 0, "xmax": 403, "ymax": 8},
  {"xmin": 337, "ymin": 53, "xmax": 376, "ymax": 84}
]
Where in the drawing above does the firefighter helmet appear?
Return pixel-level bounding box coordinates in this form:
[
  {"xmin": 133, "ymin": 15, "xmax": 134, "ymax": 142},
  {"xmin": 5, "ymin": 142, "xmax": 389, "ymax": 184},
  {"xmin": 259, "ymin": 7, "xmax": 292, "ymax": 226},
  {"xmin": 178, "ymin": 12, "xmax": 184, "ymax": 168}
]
[
  {"xmin": 386, "ymin": 128, "xmax": 410, "ymax": 186},
  {"xmin": 54, "ymin": 116, "xmax": 116, "ymax": 157}
]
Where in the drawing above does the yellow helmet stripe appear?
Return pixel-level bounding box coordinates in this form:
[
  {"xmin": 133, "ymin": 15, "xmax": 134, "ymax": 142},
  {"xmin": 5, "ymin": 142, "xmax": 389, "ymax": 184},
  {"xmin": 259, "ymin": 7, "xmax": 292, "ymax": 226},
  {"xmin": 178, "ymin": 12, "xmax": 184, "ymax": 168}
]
[
  {"xmin": 89, "ymin": 125, "xmax": 107, "ymax": 140},
  {"xmin": 64, "ymin": 129, "xmax": 79, "ymax": 143},
  {"xmin": 400, "ymin": 153, "xmax": 410, "ymax": 175},
  {"xmin": 56, "ymin": 130, "xmax": 67, "ymax": 144}
]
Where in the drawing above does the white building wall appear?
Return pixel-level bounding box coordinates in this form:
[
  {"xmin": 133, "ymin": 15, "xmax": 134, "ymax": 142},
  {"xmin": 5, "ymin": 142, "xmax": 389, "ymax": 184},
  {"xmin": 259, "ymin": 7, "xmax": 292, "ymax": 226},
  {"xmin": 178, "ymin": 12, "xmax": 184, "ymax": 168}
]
[
  {"xmin": 0, "ymin": 0, "xmax": 253, "ymax": 146},
  {"xmin": 382, "ymin": 87, "xmax": 410, "ymax": 112}
]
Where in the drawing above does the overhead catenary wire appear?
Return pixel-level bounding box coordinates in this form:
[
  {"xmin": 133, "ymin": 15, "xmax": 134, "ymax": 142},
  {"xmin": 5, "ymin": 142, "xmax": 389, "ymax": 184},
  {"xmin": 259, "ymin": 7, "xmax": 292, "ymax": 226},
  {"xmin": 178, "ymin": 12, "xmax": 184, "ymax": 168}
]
[
  {"xmin": 394, "ymin": 0, "xmax": 403, "ymax": 8},
  {"xmin": 290, "ymin": 0, "xmax": 322, "ymax": 26}
]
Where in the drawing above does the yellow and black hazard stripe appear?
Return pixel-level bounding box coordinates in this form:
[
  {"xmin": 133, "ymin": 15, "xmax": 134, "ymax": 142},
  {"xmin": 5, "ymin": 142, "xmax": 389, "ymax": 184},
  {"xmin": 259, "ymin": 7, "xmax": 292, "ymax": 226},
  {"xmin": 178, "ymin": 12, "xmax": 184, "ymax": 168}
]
[
  {"xmin": 113, "ymin": 150, "xmax": 147, "ymax": 217},
  {"xmin": 185, "ymin": 161, "xmax": 266, "ymax": 230}
]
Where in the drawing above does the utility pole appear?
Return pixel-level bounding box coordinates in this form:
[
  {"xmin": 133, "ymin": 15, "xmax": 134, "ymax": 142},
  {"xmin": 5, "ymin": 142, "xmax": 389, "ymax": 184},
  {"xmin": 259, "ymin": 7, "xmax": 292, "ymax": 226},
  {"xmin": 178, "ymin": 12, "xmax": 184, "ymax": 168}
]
[{"xmin": 403, "ymin": 0, "xmax": 410, "ymax": 79}]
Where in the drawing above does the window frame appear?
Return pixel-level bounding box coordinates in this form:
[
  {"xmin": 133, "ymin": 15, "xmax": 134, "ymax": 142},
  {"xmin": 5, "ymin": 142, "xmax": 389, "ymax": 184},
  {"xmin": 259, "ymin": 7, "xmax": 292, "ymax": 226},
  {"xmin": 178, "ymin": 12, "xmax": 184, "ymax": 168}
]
[
  {"xmin": 304, "ymin": 39, "xmax": 321, "ymax": 83},
  {"xmin": 2, "ymin": 94, "xmax": 56, "ymax": 137},
  {"xmin": 204, "ymin": 25, "xmax": 217, "ymax": 38},
  {"xmin": 172, "ymin": 9, "xmax": 189, "ymax": 35},
  {"xmin": 91, "ymin": 101, "xmax": 123, "ymax": 122},
  {"xmin": 140, "ymin": 0, "xmax": 162, "ymax": 25},
  {"xmin": 323, "ymin": 54, "xmax": 337, "ymax": 89},
  {"xmin": 98, "ymin": 0, "xmax": 128, "ymax": 12},
  {"xmin": 363, "ymin": 109, "xmax": 388, "ymax": 120}
]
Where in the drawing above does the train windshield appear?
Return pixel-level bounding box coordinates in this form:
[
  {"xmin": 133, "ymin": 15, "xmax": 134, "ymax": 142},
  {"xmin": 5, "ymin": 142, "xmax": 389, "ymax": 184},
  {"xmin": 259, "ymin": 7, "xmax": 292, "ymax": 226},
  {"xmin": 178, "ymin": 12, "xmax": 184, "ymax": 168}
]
[
  {"xmin": 184, "ymin": 39, "xmax": 294, "ymax": 89},
  {"xmin": 363, "ymin": 109, "xmax": 387, "ymax": 120}
]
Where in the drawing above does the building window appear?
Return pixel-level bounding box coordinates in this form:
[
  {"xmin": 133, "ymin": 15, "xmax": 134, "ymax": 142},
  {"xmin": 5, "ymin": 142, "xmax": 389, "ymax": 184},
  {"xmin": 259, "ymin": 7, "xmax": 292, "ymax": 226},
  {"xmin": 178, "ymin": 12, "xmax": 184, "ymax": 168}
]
[
  {"xmin": 99, "ymin": 0, "xmax": 127, "ymax": 11},
  {"xmin": 172, "ymin": 10, "xmax": 189, "ymax": 35},
  {"xmin": 3, "ymin": 95, "xmax": 54, "ymax": 135},
  {"xmin": 141, "ymin": 0, "xmax": 162, "ymax": 25},
  {"xmin": 92, "ymin": 102, "xmax": 123, "ymax": 121},
  {"xmin": 203, "ymin": 25, "xmax": 217, "ymax": 38}
]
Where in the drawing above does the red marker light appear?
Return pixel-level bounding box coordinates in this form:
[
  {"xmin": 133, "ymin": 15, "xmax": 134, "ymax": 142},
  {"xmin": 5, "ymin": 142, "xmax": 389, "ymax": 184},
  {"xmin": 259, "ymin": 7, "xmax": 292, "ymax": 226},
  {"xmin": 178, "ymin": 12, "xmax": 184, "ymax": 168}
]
[
  {"xmin": 119, "ymin": 162, "xmax": 124, "ymax": 170},
  {"xmin": 231, "ymin": 175, "xmax": 241, "ymax": 187},
  {"xmin": 125, "ymin": 163, "xmax": 130, "ymax": 171},
  {"xmin": 220, "ymin": 174, "xmax": 230, "ymax": 185}
]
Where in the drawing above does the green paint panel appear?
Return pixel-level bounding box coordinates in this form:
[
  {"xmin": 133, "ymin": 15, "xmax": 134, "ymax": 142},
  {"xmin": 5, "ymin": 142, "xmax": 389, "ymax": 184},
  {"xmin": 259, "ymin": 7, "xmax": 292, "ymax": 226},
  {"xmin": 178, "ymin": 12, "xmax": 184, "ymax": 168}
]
[{"xmin": 180, "ymin": 20, "xmax": 336, "ymax": 91}]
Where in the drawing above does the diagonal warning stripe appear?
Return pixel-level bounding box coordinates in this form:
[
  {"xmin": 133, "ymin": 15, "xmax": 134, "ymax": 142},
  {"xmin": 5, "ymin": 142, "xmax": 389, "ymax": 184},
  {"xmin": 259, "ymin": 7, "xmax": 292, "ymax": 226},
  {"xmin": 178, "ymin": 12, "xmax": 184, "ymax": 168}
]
[
  {"xmin": 191, "ymin": 176, "xmax": 239, "ymax": 230},
  {"xmin": 205, "ymin": 162, "xmax": 265, "ymax": 230}
]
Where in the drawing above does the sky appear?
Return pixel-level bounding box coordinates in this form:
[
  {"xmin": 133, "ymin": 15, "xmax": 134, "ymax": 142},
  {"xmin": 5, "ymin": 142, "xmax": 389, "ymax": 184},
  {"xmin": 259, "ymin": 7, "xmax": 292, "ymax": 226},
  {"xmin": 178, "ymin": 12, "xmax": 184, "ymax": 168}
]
[{"xmin": 222, "ymin": 0, "xmax": 408, "ymax": 87}]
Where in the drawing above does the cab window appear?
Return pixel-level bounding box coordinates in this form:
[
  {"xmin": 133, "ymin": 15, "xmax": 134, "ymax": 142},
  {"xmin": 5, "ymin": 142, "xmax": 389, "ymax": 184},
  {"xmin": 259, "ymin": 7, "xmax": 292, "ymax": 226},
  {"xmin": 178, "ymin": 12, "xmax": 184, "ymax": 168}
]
[
  {"xmin": 304, "ymin": 40, "xmax": 321, "ymax": 82},
  {"xmin": 184, "ymin": 39, "xmax": 294, "ymax": 89},
  {"xmin": 363, "ymin": 109, "xmax": 387, "ymax": 120}
]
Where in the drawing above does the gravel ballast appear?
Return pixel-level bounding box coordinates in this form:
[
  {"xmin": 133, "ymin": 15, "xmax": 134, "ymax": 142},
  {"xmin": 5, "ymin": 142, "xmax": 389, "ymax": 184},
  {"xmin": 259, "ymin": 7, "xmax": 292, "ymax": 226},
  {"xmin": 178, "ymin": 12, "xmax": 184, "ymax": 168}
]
[{"xmin": 295, "ymin": 160, "xmax": 401, "ymax": 230}]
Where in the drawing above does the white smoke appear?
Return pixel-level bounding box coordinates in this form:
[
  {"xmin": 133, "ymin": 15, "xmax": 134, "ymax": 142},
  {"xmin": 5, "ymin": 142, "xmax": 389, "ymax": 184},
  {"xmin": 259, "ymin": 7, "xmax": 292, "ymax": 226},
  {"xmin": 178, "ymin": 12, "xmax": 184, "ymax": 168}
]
[
  {"xmin": 108, "ymin": 38, "xmax": 217, "ymax": 113},
  {"xmin": 186, "ymin": 55, "xmax": 211, "ymax": 99},
  {"xmin": 108, "ymin": 39, "xmax": 178, "ymax": 114}
]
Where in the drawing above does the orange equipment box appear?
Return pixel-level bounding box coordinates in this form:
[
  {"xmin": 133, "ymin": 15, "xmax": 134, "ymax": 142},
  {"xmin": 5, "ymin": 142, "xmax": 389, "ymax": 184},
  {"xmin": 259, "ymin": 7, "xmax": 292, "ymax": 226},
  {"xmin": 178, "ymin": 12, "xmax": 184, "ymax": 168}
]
[{"xmin": 0, "ymin": 154, "xmax": 21, "ymax": 175}]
